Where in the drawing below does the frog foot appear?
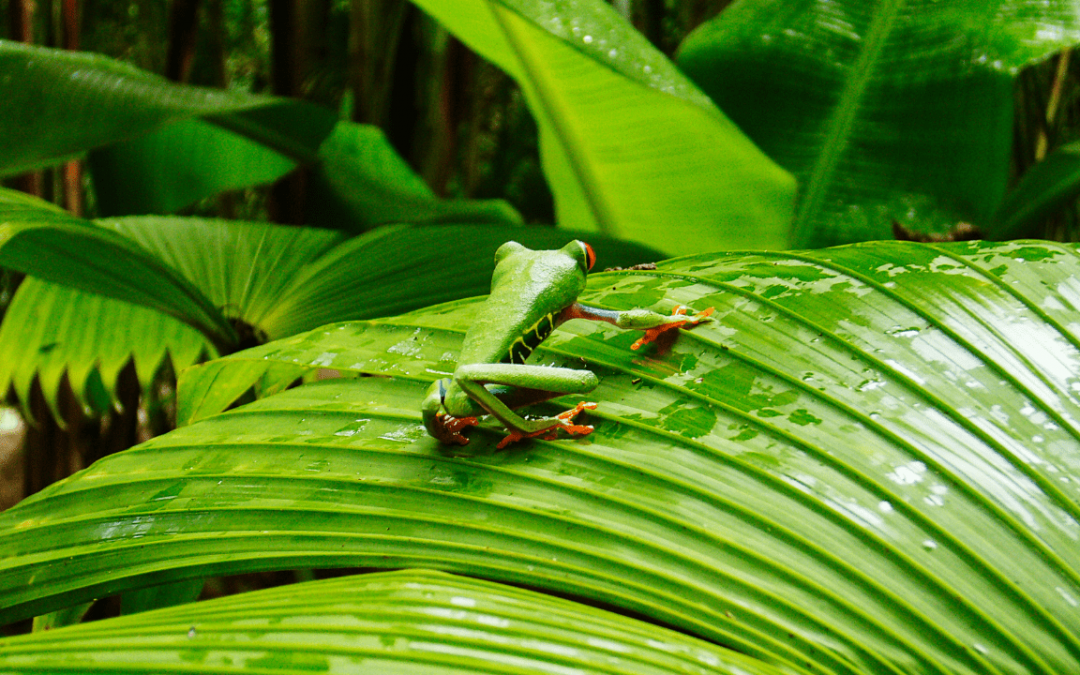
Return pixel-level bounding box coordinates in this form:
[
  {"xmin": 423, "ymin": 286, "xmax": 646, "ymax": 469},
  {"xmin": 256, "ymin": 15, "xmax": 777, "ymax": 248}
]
[
  {"xmin": 497, "ymin": 401, "xmax": 598, "ymax": 449},
  {"xmin": 436, "ymin": 413, "xmax": 479, "ymax": 445},
  {"xmin": 631, "ymin": 306, "xmax": 715, "ymax": 350}
]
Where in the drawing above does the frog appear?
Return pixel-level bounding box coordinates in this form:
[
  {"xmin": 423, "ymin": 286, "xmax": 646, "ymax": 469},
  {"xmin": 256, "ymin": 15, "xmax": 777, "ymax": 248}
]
[{"xmin": 422, "ymin": 240, "xmax": 713, "ymax": 448}]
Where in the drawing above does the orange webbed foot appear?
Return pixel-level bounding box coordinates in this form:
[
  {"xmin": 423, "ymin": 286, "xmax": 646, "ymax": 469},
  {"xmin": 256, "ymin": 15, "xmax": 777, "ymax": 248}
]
[
  {"xmin": 497, "ymin": 401, "xmax": 598, "ymax": 449},
  {"xmin": 437, "ymin": 413, "xmax": 479, "ymax": 445}
]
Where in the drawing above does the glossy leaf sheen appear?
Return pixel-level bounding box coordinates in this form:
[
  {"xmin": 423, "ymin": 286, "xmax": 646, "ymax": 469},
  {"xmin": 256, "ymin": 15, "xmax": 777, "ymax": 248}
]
[
  {"xmin": 409, "ymin": 0, "xmax": 796, "ymax": 253},
  {"xmin": 0, "ymin": 571, "xmax": 789, "ymax": 675},
  {"xmin": 0, "ymin": 40, "xmax": 277, "ymax": 175},
  {"xmin": 678, "ymin": 0, "xmax": 1080, "ymax": 246},
  {"xmin": 4, "ymin": 240, "xmax": 1080, "ymax": 675}
]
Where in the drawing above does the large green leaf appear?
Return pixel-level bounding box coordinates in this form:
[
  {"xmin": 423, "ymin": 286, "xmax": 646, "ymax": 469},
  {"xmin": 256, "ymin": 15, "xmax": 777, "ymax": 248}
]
[
  {"xmin": 88, "ymin": 117, "xmax": 297, "ymax": 216},
  {"xmin": 0, "ymin": 220, "xmax": 659, "ymax": 416},
  {"xmin": 0, "ymin": 571, "xmax": 789, "ymax": 675},
  {"xmin": 678, "ymin": 0, "xmax": 1080, "ymax": 247},
  {"xmin": 408, "ymin": 0, "xmax": 796, "ymax": 254},
  {"xmin": 0, "ymin": 189, "xmax": 235, "ymax": 346},
  {"xmin": 0, "ymin": 278, "xmax": 211, "ymax": 421},
  {"xmin": 4, "ymin": 240, "xmax": 1080, "ymax": 674},
  {"xmin": 306, "ymin": 122, "xmax": 522, "ymax": 232},
  {"xmin": 90, "ymin": 109, "xmax": 520, "ymax": 230},
  {"xmin": 0, "ymin": 40, "xmax": 282, "ymax": 175}
]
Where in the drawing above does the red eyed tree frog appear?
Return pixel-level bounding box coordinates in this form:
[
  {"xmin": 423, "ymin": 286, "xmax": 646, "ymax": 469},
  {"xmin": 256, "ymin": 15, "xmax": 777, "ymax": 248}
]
[{"xmin": 422, "ymin": 240, "xmax": 713, "ymax": 449}]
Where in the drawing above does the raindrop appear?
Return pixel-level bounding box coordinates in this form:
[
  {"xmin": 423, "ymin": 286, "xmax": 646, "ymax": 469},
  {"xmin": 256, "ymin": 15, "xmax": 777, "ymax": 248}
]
[{"xmin": 583, "ymin": 35, "xmax": 593, "ymax": 44}]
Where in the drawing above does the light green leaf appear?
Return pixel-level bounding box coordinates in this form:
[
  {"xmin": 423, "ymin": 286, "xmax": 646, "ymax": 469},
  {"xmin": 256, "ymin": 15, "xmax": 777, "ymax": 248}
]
[
  {"xmin": 0, "ymin": 571, "xmax": 789, "ymax": 675},
  {"xmin": 0, "ymin": 189, "xmax": 235, "ymax": 346},
  {"xmin": 0, "ymin": 40, "xmax": 281, "ymax": 175},
  {"xmin": 5, "ymin": 241, "xmax": 1077, "ymax": 673},
  {"xmin": 990, "ymin": 140, "xmax": 1080, "ymax": 239},
  {"xmin": 0, "ymin": 278, "xmax": 211, "ymax": 421},
  {"xmin": 101, "ymin": 216, "xmax": 346, "ymax": 338},
  {"xmin": 409, "ymin": 0, "xmax": 795, "ymax": 254},
  {"xmin": 678, "ymin": 0, "xmax": 1080, "ymax": 247}
]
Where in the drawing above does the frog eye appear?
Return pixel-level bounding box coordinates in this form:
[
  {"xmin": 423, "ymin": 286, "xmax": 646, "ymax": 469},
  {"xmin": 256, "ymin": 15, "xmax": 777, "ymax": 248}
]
[{"xmin": 580, "ymin": 241, "xmax": 596, "ymax": 271}]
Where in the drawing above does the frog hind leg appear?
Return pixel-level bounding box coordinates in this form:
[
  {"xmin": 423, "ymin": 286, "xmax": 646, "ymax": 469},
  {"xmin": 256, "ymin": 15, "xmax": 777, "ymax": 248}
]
[
  {"xmin": 496, "ymin": 401, "xmax": 598, "ymax": 449},
  {"xmin": 454, "ymin": 364, "xmax": 599, "ymax": 447}
]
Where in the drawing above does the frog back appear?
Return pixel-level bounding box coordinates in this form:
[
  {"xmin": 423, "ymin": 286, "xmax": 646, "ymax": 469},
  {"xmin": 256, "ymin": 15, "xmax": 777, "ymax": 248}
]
[{"xmin": 457, "ymin": 245, "xmax": 586, "ymax": 368}]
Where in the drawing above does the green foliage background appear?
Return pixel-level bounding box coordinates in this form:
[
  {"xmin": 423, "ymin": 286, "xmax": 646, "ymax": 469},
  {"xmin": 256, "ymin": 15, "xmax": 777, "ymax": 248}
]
[{"xmin": 2, "ymin": 0, "xmax": 1080, "ymax": 674}]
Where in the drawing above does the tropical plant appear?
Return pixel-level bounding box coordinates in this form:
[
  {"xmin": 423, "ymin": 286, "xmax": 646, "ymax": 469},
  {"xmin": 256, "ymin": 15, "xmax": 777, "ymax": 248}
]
[
  {"xmin": 677, "ymin": 0, "xmax": 1080, "ymax": 246},
  {"xmin": 3, "ymin": 0, "xmax": 1080, "ymax": 673},
  {"xmin": 3, "ymin": 239, "xmax": 1080, "ymax": 674}
]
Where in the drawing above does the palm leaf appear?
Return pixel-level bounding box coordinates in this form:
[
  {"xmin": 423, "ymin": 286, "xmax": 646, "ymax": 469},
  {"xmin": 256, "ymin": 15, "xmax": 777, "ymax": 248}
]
[
  {"xmin": 408, "ymin": 0, "xmax": 796, "ymax": 254},
  {"xmin": 1, "ymin": 220, "xmax": 659, "ymax": 416},
  {"xmin": 0, "ymin": 189, "xmax": 235, "ymax": 346},
  {"xmin": 0, "ymin": 570, "xmax": 790, "ymax": 675},
  {"xmin": 2, "ymin": 240, "xmax": 1078, "ymax": 673},
  {"xmin": 678, "ymin": 0, "xmax": 1080, "ymax": 247}
]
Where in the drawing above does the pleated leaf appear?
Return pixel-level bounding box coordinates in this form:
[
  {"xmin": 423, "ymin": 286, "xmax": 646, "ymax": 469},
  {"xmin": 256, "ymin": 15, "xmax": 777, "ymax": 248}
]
[
  {"xmin": 0, "ymin": 570, "xmax": 789, "ymax": 675},
  {"xmin": 409, "ymin": 0, "xmax": 796, "ymax": 254},
  {"xmin": 0, "ymin": 278, "xmax": 211, "ymax": 421},
  {"xmin": 677, "ymin": 0, "xmax": 1080, "ymax": 247},
  {"xmin": 0, "ymin": 219, "xmax": 659, "ymax": 416},
  {"xmin": 0, "ymin": 188, "xmax": 235, "ymax": 345},
  {"xmin": 2, "ymin": 240, "xmax": 1079, "ymax": 674}
]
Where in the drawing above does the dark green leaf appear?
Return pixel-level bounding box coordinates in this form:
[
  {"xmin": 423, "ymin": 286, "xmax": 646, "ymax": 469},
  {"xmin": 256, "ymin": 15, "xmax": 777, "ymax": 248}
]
[
  {"xmin": 678, "ymin": 0, "xmax": 1080, "ymax": 247},
  {"xmin": 0, "ymin": 40, "xmax": 280, "ymax": 175},
  {"xmin": 308, "ymin": 123, "xmax": 523, "ymax": 232},
  {"xmin": 89, "ymin": 117, "xmax": 296, "ymax": 216},
  {"xmin": 990, "ymin": 140, "xmax": 1080, "ymax": 239}
]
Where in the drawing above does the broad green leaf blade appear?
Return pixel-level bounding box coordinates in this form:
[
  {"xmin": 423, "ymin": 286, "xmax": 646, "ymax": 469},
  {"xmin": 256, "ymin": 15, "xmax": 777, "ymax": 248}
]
[
  {"xmin": 0, "ymin": 571, "xmax": 790, "ymax": 675},
  {"xmin": 88, "ymin": 117, "xmax": 297, "ymax": 216},
  {"xmin": 0, "ymin": 189, "xmax": 234, "ymax": 345},
  {"xmin": 990, "ymin": 140, "xmax": 1080, "ymax": 239},
  {"xmin": 0, "ymin": 278, "xmax": 211, "ymax": 422},
  {"xmin": 409, "ymin": 0, "xmax": 795, "ymax": 254},
  {"xmin": 102, "ymin": 216, "xmax": 345, "ymax": 338},
  {"xmin": 3, "ymin": 216, "xmax": 657, "ymax": 416},
  {"xmin": 308, "ymin": 123, "xmax": 523, "ymax": 232},
  {"xmin": 258, "ymin": 223, "xmax": 664, "ymax": 338},
  {"xmin": 0, "ymin": 40, "xmax": 280, "ymax": 175},
  {"xmin": 678, "ymin": 0, "xmax": 1080, "ymax": 247},
  {"xmin": 8, "ymin": 241, "xmax": 1080, "ymax": 673},
  {"xmin": 180, "ymin": 225, "xmax": 662, "ymax": 421}
]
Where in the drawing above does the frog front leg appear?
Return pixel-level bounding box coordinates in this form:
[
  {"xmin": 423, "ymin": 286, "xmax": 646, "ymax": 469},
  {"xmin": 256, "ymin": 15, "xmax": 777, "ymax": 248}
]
[
  {"xmin": 455, "ymin": 364, "xmax": 599, "ymax": 448},
  {"xmin": 561, "ymin": 303, "xmax": 714, "ymax": 349}
]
